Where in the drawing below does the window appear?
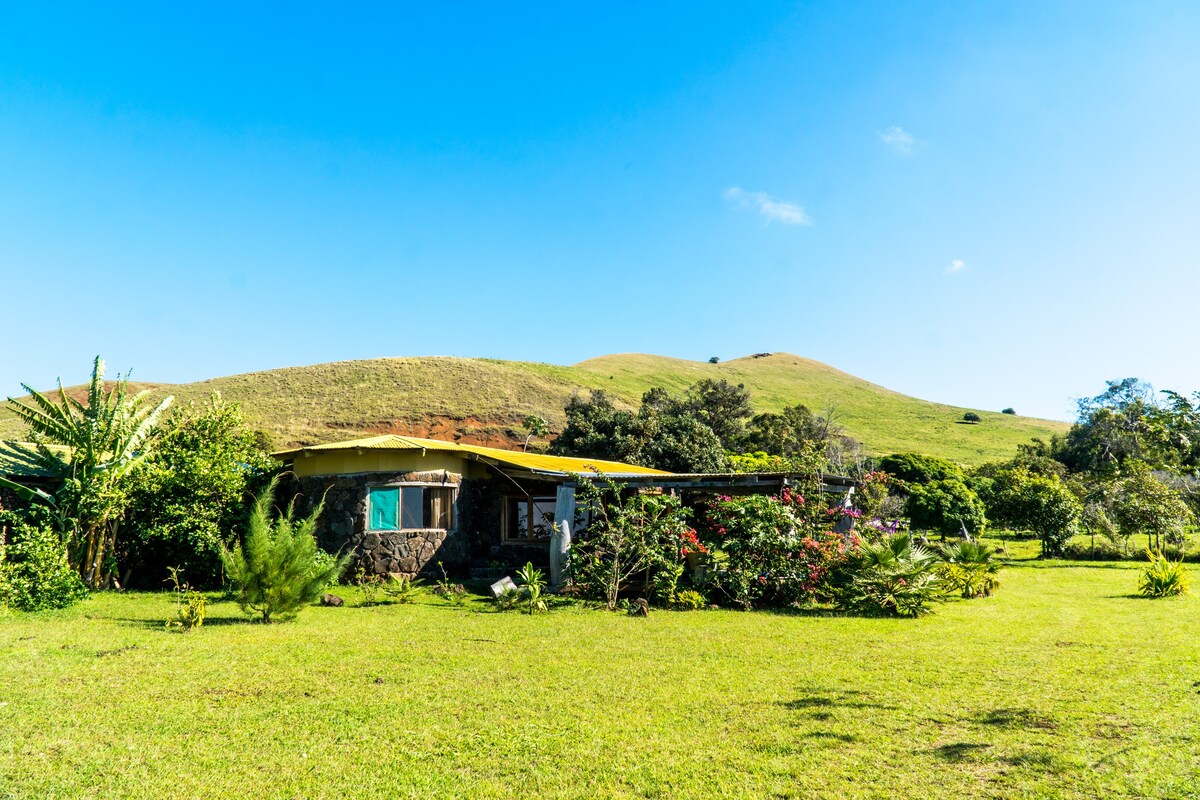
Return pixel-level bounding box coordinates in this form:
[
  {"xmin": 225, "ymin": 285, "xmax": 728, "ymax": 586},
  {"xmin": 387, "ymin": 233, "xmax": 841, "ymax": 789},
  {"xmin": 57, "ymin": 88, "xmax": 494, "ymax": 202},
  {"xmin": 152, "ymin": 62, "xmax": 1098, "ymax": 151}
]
[
  {"xmin": 503, "ymin": 496, "xmax": 557, "ymax": 543},
  {"xmin": 368, "ymin": 485, "xmax": 454, "ymax": 531}
]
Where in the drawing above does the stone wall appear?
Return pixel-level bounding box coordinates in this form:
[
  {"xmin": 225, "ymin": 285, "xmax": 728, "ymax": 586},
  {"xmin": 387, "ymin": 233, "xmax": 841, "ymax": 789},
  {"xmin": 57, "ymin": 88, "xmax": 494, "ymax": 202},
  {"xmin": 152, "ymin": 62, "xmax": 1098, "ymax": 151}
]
[
  {"xmin": 284, "ymin": 469, "xmax": 565, "ymax": 579},
  {"xmin": 290, "ymin": 470, "xmax": 468, "ymax": 579}
]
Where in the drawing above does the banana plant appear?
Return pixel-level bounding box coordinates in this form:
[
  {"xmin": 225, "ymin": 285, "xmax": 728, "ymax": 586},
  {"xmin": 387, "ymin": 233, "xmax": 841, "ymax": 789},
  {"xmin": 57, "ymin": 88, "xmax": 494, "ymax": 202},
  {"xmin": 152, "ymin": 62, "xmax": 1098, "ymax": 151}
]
[{"xmin": 0, "ymin": 356, "xmax": 173, "ymax": 587}]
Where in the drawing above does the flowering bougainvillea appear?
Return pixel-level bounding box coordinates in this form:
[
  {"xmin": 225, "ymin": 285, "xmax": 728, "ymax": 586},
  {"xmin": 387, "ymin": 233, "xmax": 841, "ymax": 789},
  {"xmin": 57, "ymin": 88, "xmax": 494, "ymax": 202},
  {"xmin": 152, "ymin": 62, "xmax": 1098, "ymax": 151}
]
[
  {"xmin": 698, "ymin": 493, "xmax": 854, "ymax": 609},
  {"xmin": 679, "ymin": 527, "xmax": 708, "ymax": 557}
]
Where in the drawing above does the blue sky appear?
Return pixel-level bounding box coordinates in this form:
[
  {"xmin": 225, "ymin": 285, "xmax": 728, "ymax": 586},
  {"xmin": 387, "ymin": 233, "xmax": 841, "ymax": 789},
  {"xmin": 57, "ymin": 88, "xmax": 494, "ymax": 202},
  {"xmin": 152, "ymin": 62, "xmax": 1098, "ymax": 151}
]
[{"xmin": 2, "ymin": 1, "xmax": 1199, "ymax": 421}]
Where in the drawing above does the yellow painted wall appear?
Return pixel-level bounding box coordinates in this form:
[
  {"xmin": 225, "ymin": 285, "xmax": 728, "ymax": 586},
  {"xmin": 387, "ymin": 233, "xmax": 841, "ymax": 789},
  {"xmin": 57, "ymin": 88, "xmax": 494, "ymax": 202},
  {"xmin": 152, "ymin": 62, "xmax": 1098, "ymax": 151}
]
[{"xmin": 291, "ymin": 450, "xmax": 470, "ymax": 478}]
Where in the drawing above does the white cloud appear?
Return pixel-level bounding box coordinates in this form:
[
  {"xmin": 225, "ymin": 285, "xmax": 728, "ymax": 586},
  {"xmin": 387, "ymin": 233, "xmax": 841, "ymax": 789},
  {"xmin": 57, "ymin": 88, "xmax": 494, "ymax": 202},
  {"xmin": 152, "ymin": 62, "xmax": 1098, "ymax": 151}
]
[
  {"xmin": 880, "ymin": 126, "xmax": 916, "ymax": 155},
  {"xmin": 946, "ymin": 258, "xmax": 966, "ymax": 274},
  {"xmin": 723, "ymin": 186, "xmax": 812, "ymax": 226}
]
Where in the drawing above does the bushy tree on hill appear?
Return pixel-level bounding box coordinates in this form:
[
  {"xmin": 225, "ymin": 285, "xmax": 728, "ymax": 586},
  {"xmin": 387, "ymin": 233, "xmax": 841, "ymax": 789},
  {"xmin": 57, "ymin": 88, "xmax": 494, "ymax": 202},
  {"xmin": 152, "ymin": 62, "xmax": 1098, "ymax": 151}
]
[
  {"xmin": 682, "ymin": 379, "xmax": 753, "ymax": 451},
  {"xmin": 550, "ymin": 390, "xmax": 644, "ymax": 465},
  {"xmin": 551, "ymin": 388, "xmax": 727, "ymax": 473},
  {"xmin": 638, "ymin": 405, "xmax": 727, "ymax": 473},
  {"xmin": 746, "ymin": 404, "xmax": 836, "ymax": 457},
  {"xmin": 878, "ymin": 453, "xmax": 963, "ymax": 485}
]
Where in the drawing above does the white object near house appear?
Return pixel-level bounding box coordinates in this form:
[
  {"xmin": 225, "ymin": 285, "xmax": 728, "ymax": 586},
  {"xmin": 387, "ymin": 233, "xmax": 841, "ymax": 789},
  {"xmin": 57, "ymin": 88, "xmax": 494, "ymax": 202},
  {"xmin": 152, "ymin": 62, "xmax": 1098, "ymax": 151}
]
[
  {"xmin": 489, "ymin": 576, "xmax": 517, "ymax": 597},
  {"xmin": 549, "ymin": 519, "xmax": 572, "ymax": 590}
]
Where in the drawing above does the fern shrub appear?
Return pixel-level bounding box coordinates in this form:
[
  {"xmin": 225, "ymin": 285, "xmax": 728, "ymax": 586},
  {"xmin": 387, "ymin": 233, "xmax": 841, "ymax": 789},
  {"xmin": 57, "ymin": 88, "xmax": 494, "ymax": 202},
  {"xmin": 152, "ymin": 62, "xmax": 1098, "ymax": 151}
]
[
  {"xmin": 220, "ymin": 477, "xmax": 350, "ymax": 623},
  {"xmin": 1138, "ymin": 550, "xmax": 1191, "ymax": 598}
]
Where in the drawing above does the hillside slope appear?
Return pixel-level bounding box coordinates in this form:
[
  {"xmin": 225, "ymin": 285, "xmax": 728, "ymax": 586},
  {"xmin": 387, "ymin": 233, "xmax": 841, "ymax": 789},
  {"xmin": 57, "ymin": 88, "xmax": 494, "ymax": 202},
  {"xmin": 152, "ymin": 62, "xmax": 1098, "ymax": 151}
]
[{"xmin": 0, "ymin": 353, "xmax": 1070, "ymax": 464}]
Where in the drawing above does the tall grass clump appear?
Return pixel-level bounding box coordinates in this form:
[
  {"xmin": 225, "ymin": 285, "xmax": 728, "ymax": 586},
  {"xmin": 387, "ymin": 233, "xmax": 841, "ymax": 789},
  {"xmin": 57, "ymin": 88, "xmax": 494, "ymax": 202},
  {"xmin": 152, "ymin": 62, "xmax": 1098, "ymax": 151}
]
[{"xmin": 1138, "ymin": 549, "xmax": 1191, "ymax": 598}]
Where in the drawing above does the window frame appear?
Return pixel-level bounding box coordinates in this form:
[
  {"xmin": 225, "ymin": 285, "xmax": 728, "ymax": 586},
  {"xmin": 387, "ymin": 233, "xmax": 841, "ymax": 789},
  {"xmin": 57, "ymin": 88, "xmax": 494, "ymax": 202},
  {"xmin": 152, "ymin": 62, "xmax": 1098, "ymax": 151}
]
[
  {"xmin": 366, "ymin": 482, "xmax": 456, "ymax": 532},
  {"xmin": 501, "ymin": 494, "xmax": 559, "ymax": 544}
]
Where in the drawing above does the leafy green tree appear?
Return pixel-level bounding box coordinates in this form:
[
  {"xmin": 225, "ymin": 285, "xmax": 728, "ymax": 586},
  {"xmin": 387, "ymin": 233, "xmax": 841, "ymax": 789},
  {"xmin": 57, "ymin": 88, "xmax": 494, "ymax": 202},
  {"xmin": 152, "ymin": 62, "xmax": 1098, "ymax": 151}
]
[
  {"xmin": 1109, "ymin": 462, "xmax": 1192, "ymax": 552},
  {"xmin": 988, "ymin": 469, "xmax": 1082, "ymax": 557},
  {"xmin": 220, "ymin": 476, "xmax": 350, "ymax": 623},
  {"xmin": 972, "ymin": 442, "xmax": 1067, "ymax": 481},
  {"xmin": 0, "ymin": 357, "xmax": 173, "ymax": 587},
  {"xmin": 905, "ymin": 479, "xmax": 986, "ymax": 539},
  {"xmin": 521, "ymin": 415, "xmax": 550, "ymax": 453},
  {"xmin": 962, "ymin": 412, "xmax": 982, "ymax": 424},
  {"xmin": 550, "ymin": 390, "xmax": 644, "ymax": 464},
  {"xmin": 122, "ymin": 394, "xmax": 274, "ymax": 588},
  {"xmin": 682, "ymin": 379, "xmax": 753, "ymax": 451},
  {"xmin": 551, "ymin": 387, "xmax": 728, "ymax": 473},
  {"xmin": 880, "ymin": 453, "xmax": 964, "ymax": 485},
  {"xmin": 1055, "ymin": 378, "xmax": 1198, "ymax": 475},
  {"xmin": 637, "ymin": 394, "xmax": 728, "ymax": 473},
  {"xmin": 747, "ymin": 404, "xmax": 831, "ymax": 456}
]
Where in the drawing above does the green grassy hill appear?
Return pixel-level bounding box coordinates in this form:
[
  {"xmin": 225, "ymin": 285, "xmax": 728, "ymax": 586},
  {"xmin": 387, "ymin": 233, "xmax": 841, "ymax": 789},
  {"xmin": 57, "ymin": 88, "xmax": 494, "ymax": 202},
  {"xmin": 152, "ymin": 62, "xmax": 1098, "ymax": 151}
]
[{"xmin": 0, "ymin": 352, "xmax": 1070, "ymax": 465}]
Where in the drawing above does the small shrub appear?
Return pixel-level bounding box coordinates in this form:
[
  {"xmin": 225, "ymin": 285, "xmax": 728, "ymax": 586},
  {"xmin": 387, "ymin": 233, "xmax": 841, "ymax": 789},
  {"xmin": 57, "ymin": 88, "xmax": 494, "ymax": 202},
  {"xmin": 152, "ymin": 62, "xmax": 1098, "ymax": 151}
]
[
  {"xmin": 571, "ymin": 484, "xmax": 694, "ymax": 610},
  {"xmin": 1001, "ymin": 408, "xmax": 1016, "ymax": 415},
  {"xmin": 938, "ymin": 541, "xmax": 1001, "ymax": 598},
  {"xmin": 164, "ymin": 567, "xmax": 206, "ymax": 630},
  {"xmin": 516, "ymin": 562, "xmax": 548, "ymax": 614},
  {"xmin": 840, "ymin": 533, "xmax": 948, "ymax": 617},
  {"xmin": 432, "ymin": 562, "xmax": 469, "ymax": 606},
  {"xmin": 650, "ymin": 562, "xmax": 685, "ymax": 607},
  {"xmin": 220, "ymin": 476, "xmax": 351, "ymax": 623},
  {"xmin": 311, "ymin": 548, "xmax": 346, "ymax": 588},
  {"xmin": 1139, "ymin": 550, "xmax": 1191, "ymax": 598},
  {"xmin": 383, "ymin": 575, "xmax": 424, "ymax": 604},
  {"xmin": 0, "ymin": 525, "xmax": 88, "ymax": 611},
  {"xmin": 355, "ymin": 568, "xmax": 385, "ymax": 607},
  {"xmin": 494, "ymin": 586, "xmax": 523, "ymax": 611},
  {"xmin": 673, "ymin": 589, "xmax": 707, "ymax": 610}
]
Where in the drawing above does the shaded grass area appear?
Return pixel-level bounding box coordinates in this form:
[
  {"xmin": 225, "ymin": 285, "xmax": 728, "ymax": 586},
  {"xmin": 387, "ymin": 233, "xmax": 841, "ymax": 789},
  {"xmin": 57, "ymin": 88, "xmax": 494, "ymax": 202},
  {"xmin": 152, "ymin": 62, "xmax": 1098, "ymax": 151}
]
[
  {"xmin": 2, "ymin": 563, "xmax": 1199, "ymax": 798},
  {"xmin": 0, "ymin": 352, "xmax": 1070, "ymax": 464}
]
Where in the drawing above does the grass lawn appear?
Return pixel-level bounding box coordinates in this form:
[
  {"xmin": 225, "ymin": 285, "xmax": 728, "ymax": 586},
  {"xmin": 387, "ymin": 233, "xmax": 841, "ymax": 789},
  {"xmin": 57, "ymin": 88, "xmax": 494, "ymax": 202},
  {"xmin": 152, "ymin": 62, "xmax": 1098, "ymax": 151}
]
[{"xmin": 2, "ymin": 561, "xmax": 1199, "ymax": 799}]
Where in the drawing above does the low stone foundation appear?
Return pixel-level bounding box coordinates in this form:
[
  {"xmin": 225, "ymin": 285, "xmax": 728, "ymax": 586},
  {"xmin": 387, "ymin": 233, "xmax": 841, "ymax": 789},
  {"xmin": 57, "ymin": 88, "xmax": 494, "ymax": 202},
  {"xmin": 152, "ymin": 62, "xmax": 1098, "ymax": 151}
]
[{"xmin": 353, "ymin": 528, "xmax": 463, "ymax": 578}]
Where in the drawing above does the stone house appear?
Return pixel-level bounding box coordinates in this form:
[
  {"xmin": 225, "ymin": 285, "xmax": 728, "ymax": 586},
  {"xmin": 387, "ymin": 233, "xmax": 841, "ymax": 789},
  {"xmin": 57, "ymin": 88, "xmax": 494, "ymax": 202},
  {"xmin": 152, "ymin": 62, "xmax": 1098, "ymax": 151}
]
[
  {"xmin": 272, "ymin": 434, "xmax": 670, "ymax": 578},
  {"xmin": 273, "ymin": 433, "xmax": 857, "ymax": 580}
]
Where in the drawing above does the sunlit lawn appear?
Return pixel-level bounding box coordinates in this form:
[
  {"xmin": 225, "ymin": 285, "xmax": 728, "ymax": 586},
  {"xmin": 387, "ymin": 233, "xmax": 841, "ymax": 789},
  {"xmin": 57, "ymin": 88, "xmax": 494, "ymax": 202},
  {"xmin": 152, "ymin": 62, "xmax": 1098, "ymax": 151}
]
[{"xmin": 2, "ymin": 558, "xmax": 1199, "ymax": 799}]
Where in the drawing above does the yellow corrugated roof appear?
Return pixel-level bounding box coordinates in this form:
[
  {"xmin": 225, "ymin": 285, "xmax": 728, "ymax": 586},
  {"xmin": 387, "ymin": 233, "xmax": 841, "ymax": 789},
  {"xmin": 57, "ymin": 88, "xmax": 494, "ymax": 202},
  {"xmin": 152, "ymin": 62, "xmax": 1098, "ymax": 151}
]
[{"xmin": 272, "ymin": 434, "xmax": 671, "ymax": 477}]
